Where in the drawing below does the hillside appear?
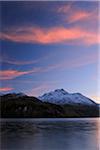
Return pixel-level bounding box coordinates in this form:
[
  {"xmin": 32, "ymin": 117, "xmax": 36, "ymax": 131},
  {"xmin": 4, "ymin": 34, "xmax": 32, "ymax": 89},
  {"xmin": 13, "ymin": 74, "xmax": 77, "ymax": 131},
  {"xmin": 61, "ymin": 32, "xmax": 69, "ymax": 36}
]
[{"xmin": 0, "ymin": 93, "xmax": 99, "ymax": 118}]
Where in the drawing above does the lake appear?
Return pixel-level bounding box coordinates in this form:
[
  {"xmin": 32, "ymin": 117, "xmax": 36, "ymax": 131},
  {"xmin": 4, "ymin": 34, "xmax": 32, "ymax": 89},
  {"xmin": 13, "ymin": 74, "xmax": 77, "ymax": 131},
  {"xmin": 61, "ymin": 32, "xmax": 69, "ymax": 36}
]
[{"xmin": 0, "ymin": 118, "xmax": 99, "ymax": 150}]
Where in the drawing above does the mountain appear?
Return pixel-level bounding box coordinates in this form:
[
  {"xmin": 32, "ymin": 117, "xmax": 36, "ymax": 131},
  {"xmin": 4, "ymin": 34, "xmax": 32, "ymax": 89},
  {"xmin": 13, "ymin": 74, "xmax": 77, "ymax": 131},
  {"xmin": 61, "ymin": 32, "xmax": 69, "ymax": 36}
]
[
  {"xmin": 38, "ymin": 89, "xmax": 96, "ymax": 106},
  {"xmin": 0, "ymin": 92, "xmax": 99, "ymax": 118}
]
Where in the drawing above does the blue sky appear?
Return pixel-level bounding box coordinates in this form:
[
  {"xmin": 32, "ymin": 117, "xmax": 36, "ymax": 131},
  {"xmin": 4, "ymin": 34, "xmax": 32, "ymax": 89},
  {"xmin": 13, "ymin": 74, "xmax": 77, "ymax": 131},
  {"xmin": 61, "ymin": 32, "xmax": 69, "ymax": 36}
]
[{"xmin": 0, "ymin": 1, "xmax": 99, "ymax": 103}]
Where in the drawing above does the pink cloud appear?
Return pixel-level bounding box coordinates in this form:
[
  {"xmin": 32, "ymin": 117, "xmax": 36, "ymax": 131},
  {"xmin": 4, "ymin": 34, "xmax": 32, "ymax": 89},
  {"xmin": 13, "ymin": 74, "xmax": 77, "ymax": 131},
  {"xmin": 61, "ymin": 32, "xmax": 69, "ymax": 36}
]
[
  {"xmin": 0, "ymin": 70, "xmax": 30, "ymax": 80},
  {"xmin": 0, "ymin": 26, "xmax": 99, "ymax": 45},
  {"xmin": 0, "ymin": 68, "xmax": 42, "ymax": 80},
  {"xmin": 67, "ymin": 11, "xmax": 92, "ymax": 23},
  {"xmin": 57, "ymin": 4, "xmax": 98, "ymax": 24},
  {"xmin": 0, "ymin": 87, "xmax": 14, "ymax": 92}
]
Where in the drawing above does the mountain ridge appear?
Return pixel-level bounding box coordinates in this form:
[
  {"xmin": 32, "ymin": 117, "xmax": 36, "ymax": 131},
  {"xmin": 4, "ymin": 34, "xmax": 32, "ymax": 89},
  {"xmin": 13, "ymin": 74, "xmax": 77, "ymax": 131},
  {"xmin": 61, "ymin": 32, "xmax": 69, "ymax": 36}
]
[{"xmin": 38, "ymin": 89, "xmax": 97, "ymax": 106}]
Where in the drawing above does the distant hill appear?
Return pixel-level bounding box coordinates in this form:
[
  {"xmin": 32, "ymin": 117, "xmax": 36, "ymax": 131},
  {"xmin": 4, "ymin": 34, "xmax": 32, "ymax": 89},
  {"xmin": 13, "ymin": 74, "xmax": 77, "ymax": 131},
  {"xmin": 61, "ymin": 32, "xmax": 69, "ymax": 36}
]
[{"xmin": 0, "ymin": 92, "xmax": 99, "ymax": 118}]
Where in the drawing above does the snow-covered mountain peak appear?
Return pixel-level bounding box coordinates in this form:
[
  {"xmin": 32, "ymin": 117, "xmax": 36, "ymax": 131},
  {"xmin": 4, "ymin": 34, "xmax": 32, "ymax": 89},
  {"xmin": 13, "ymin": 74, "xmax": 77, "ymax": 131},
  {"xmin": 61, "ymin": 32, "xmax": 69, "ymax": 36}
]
[
  {"xmin": 54, "ymin": 89, "xmax": 68, "ymax": 94},
  {"xmin": 40, "ymin": 89, "xmax": 69, "ymax": 99},
  {"xmin": 38, "ymin": 89, "xmax": 96, "ymax": 105}
]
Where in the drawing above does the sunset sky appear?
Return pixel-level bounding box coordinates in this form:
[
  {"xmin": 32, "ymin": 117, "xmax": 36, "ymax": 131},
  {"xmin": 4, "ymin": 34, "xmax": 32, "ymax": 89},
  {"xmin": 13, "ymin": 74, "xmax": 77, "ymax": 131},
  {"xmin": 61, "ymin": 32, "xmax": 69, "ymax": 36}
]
[{"xmin": 0, "ymin": 1, "xmax": 100, "ymax": 103}]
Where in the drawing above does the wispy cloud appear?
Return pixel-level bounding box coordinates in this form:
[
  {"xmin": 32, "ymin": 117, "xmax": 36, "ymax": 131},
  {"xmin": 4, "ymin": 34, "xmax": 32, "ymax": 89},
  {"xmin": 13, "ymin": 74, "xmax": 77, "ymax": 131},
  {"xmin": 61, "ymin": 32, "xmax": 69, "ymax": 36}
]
[
  {"xmin": 0, "ymin": 68, "xmax": 42, "ymax": 80},
  {"xmin": 0, "ymin": 26, "xmax": 99, "ymax": 45},
  {"xmin": 57, "ymin": 4, "xmax": 72, "ymax": 14},
  {"xmin": 0, "ymin": 50, "xmax": 97, "ymax": 80},
  {"xmin": 0, "ymin": 58, "xmax": 39, "ymax": 65},
  {"xmin": 57, "ymin": 4, "xmax": 98, "ymax": 24},
  {"xmin": 27, "ymin": 83, "xmax": 54, "ymax": 96},
  {"xmin": 0, "ymin": 87, "xmax": 14, "ymax": 92},
  {"xmin": 67, "ymin": 11, "xmax": 92, "ymax": 24},
  {"xmin": 0, "ymin": 54, "xmax": 49, "ymax": 65},
  {"xmin": 45, "ymin": 51, "xmax": 98, "ymax": 71},
  {"xmin": 0, "ymin": 70, "xmax": 30, "ymax": 80}
]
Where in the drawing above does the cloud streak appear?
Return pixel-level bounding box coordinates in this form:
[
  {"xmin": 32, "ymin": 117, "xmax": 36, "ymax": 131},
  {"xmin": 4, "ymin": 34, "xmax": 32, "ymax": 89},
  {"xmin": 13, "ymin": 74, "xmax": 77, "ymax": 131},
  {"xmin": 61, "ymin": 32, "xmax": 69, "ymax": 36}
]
[
  {"xmin": 0, "ymin": 58, "xmax": 39, "ymax": 66},
  {"xmin": 0, "ymin": 26, "xmax": 99, "ymax": 45},
  {"xmin": 57, "ymin": 4, "xmax": 98, "ymax": 24},
  {"xmin": 67, "ymin": 11, "xmax": 92, "ymax": 23},
  {"xmin": 57, "ymin": 4, "xmax": 72, "ymax": 14},
  {"xmin": 0, "ymin": 50, "xmax": 97, "ymax": 80},
  {"xmin": 0, "ymin": 54, "xmax": 49, "ymax": 66},
  {"xmin": 27, "ymin": 83, "xmax": 54, "ymax": 96},
  {"xmin": 0, "ymin": 68, "xmax": 42, "ymax": 80},
  {"xmin": 44, "ymin": 51, "xmax": 98, "ymax": 72},
  {"xmin": 0, "ymin": 87, "xmax": 14, "ymax": 92},
  {"xmin": 28, "ymin": 85, "xmax": 50, "ymax": 96}
]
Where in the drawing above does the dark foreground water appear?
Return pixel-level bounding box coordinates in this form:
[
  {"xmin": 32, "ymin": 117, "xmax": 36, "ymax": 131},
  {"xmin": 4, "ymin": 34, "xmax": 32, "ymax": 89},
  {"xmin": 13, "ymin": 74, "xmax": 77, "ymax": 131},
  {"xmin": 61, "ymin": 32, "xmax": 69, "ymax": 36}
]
[{"xmin": 0, "ymin": 118, "xmax": 99, "ymax": 150}]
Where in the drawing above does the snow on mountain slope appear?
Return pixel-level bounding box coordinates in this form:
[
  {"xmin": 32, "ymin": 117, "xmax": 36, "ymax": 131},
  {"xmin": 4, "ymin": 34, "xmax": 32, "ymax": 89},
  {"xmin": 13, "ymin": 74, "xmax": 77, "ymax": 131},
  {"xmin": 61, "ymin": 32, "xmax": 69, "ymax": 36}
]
[{"xmin": 38, "ymin": 89, "xmax": 96, "ymax": 105}]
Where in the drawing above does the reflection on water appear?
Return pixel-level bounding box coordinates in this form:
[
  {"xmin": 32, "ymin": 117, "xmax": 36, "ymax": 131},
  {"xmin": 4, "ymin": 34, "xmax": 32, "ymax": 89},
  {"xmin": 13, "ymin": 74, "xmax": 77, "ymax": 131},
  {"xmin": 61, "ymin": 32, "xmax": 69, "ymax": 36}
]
[{"xmin": 0, "ymin": 118, "xmax": 99, "ymax": 150}]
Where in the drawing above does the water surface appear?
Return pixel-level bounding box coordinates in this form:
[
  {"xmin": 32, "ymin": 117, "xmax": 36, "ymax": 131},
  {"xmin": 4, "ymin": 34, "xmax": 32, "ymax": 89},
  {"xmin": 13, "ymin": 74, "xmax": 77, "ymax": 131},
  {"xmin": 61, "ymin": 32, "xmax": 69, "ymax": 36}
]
[{"xmin": 0, "ymin": 118, "xmax": 99, "ymax": 150}]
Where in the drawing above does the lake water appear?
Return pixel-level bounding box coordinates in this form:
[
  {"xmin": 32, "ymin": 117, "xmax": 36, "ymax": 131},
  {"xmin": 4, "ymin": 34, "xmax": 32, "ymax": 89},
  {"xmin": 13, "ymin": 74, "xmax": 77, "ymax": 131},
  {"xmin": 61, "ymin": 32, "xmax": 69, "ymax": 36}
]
[{"xmin": 0, "ymin": 118, "xmax": 99, "ymax": 150}]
